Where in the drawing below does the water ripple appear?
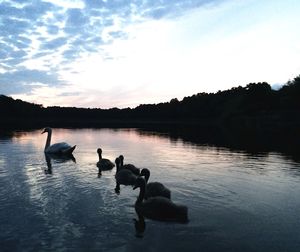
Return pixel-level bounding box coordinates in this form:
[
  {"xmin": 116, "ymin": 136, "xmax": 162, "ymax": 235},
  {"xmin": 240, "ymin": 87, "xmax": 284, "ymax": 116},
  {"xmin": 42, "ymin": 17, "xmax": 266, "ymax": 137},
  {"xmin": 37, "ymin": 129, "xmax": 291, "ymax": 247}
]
[{"xmin": 0, "ymin": 129, "xmax": 300, "ymax": 251}]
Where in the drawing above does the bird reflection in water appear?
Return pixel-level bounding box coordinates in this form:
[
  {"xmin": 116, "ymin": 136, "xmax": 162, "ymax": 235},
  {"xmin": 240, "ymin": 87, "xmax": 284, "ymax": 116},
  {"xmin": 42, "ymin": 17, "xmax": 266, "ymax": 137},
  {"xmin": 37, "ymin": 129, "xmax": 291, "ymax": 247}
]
[
  {"xmin": 133, "ymin": 209, "xmax": 146, "ymax": 238},
  {"xmin": 44, "ymin": 153, "xmax": 76, "ymax": 174}
]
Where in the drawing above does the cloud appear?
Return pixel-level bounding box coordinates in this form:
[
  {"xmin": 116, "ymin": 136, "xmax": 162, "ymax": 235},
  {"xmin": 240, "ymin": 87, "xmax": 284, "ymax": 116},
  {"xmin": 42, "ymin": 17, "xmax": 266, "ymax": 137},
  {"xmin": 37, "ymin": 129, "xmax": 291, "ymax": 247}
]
[
  {"xmin": 84, "ymin": 0, "xmax": 106, "ymax": 10},
  {"xmin": 40, "ymin": 37, "xmax": 69, "ymax": 50},
  {"xmin": 0, "ymin": 0, "xmax": 255, "ymax": 106},
  {"xmin": 0, "ymin": 68, "xmax": 65, "ymax": 94},
  {"xmin": 64, "ymin": 8, "xmax": 89, "ymax": 34},
  {"xmin": 3, "ymin": 0, "xmax": 298, "ymax": 109},
  {"xmin": 46, "ymin": 24, "xmax": 60, "ymax": 35},
  {"xmin": 1, "ymin": 16, "xmax": 31, "ymax": 36}
]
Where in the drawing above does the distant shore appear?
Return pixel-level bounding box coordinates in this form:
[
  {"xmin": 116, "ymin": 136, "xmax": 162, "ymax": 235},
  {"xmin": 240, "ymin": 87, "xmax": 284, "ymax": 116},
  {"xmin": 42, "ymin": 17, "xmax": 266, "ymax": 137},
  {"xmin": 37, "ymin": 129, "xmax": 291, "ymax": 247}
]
[
  {"xmin": 1, "ymin": 76, "xmax": 299, "ymax": 154},
  {"xmin": 1, "ymin": 114, "xmax": 299, "ymax": 154}
]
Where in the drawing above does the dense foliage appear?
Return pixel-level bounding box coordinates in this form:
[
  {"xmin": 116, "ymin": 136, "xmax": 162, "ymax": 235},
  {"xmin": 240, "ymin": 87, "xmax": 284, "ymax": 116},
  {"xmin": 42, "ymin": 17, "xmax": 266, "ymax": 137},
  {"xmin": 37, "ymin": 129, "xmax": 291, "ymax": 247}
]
[{"xmin": 1, "ymin": 75, "xmax": 299, "ymax": 129}]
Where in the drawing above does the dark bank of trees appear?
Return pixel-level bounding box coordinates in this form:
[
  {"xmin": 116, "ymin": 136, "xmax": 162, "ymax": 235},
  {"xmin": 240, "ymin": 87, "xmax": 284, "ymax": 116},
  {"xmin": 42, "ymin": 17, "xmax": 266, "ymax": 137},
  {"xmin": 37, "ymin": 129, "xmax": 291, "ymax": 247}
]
[
  {"xmin": 1, "ymin": 75, "xmax": 300, "ymax": 132},
  {"xmin": 133, "ymin": 77, "xmax": 299, "ymax": 120}
]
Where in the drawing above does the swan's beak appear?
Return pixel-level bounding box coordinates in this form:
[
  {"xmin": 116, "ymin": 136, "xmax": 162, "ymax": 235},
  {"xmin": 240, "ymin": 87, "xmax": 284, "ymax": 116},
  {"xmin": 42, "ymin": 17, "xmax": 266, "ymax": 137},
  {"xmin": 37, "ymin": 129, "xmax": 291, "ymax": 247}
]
[
  {"xmin": 133, "ymin": 185, "xmax": 138, "ymax": 190},
  {"xmin": 41, "ymin": 129, "xmax": 46, "ymax": 134}
]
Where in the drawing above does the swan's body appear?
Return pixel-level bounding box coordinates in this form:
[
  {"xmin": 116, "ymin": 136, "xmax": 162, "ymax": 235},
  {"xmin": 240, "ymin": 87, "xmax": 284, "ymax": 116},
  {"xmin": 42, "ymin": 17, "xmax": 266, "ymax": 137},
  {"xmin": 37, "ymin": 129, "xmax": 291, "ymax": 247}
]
[
  {"xmin": 115, "ymin": 157, "xmax": 137, "ymax": 192},
  {"xmin": 140, "ymin": 168, "xmax": 171, "ymax": 199},
  {"xmin": 42, "ymin": 127, "xmax": 76, "ymax": 155},
  {"xmin": 119, "ymin": 155, "xmax": 140, "ymax": 175},
  {"xmin": 46, "ymin": 142, "xmax": 75, "ymax": 154},
  {"xmin": 133, "ymin": 177, "xmax": 188, "ymax": 223},
  {"xmin": 96, "ymin": 148, "xmax": 115, "ymax": 170}
]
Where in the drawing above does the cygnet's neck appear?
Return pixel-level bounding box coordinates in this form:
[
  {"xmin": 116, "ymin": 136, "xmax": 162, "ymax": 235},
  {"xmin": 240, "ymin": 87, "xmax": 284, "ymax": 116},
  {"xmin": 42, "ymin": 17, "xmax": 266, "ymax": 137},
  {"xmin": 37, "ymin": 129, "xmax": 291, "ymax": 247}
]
[
  {"xmin": 137, "ymin": 183, "xmax": 146, "ymax": 204},
  {"xmin": 115, "ymin": 160, "xmax": 120, "ymax": 172}
]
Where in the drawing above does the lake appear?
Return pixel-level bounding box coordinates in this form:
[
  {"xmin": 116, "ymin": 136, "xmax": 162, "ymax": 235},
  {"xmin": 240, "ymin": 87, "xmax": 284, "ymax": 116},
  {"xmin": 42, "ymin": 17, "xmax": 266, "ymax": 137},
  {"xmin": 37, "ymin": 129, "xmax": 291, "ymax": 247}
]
[{"xmin": 0, "ymin": 128, "xmax": 299, "ymax": 252}]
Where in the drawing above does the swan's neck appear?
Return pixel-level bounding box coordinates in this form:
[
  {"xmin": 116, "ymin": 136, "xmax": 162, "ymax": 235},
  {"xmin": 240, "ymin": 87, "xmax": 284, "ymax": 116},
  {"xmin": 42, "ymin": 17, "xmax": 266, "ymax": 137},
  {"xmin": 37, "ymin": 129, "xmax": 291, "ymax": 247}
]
[
  {"xmin": 137, "ymin": 183, "xmax": 146, "ymax": 203},
  {"xmin": 98, "ymin": 153, "xmax": 102, "ymax": 161},
  {"xmin": 45, "ymin": 131, "xmax": 52, "ymax": 150}
]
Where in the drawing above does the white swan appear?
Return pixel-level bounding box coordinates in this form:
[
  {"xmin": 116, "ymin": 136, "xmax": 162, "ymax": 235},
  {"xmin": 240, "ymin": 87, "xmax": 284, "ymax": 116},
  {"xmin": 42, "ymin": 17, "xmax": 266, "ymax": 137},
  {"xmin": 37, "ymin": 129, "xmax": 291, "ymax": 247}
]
[
  {"xmin": 42, "ymin": 127, "xmax": 76, "ymax": 155},
  {"xmin": 140, "ymin": 168, "xmax": 171, "ymax": 199},
  {"xmin": 133, "ymin": 177, "xmax": 188, "ymax": 223}
]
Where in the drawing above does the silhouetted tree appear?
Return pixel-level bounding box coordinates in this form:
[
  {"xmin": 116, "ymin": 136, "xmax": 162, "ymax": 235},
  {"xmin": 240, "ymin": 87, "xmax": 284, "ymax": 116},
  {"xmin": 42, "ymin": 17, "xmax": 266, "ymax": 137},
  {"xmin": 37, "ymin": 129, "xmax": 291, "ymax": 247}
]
[{"xmin": 1, "ymin": 74, "xmax": 299, "ymax": 130}]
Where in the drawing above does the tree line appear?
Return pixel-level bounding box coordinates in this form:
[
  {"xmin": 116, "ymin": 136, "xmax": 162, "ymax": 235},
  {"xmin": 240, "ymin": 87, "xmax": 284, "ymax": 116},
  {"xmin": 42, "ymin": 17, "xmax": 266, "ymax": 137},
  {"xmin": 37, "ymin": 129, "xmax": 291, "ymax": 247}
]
[{"xmin": 1, "ymin": 75, "xmax": 299, "ymax": 130}]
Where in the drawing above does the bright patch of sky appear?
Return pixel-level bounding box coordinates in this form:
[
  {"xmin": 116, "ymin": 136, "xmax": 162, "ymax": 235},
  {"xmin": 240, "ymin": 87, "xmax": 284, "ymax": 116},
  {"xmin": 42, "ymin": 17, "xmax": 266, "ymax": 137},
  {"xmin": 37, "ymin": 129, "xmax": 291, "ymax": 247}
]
[{"xmin": 0, "ymin": 0, "xmax": 300, "ymax": 108}]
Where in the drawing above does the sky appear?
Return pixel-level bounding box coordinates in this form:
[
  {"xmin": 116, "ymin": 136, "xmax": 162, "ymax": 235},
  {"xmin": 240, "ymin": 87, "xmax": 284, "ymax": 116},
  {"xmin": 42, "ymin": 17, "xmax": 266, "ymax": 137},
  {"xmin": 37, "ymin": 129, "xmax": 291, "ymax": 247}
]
[{"xmin": 0, "ymin": 0, "xmax": 300, "ymax": 109}]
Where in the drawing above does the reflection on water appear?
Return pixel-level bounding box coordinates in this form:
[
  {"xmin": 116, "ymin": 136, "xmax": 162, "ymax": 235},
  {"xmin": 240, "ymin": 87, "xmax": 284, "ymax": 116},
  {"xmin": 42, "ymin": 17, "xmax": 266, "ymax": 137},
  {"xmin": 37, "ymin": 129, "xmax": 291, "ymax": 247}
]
[
  {"xmin": 134, "ymin": 210, "xmax": 146, "ymax": 238},
  {"xmin": 44, "ymin": 153, "xmax": 76, "ymax": 174},
  {"xmin": 0, "ymin": 128, "xmax": 300, "ymax": 251}
]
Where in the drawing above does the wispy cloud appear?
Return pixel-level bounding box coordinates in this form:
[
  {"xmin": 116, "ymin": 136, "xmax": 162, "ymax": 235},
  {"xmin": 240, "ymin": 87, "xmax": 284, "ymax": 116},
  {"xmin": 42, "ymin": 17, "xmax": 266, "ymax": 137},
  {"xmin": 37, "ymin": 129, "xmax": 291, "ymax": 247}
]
[
  {"xmin": 1, "ymin": 0, "xmax": 300, "ymax": 108},
  {"xmin": 0, "ymin": 67, "xmax": 63, "ymax": 94},
  {"xmin": 1, "ymin": 0, "xmax": 220, "ymax": 101}
]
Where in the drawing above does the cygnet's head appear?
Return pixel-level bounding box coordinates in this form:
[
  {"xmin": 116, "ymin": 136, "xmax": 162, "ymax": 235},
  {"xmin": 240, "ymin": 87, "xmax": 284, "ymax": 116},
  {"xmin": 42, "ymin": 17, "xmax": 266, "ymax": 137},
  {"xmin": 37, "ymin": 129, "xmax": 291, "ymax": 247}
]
[
  {"xmin": 115, "ymin": 157, "xmax": 120, "ymax": 166},
  {"xmin": 140, "ymin": 168, "xmax": 150, "ymax": 182}
]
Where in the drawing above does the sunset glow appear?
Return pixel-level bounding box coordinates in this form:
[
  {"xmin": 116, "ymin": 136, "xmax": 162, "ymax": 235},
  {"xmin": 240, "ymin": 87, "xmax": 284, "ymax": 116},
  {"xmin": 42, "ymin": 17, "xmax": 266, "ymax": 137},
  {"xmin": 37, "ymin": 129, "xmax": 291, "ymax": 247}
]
[{"xmin": 1, "ymin": 0, "xmax": 300, "ymax": 108}]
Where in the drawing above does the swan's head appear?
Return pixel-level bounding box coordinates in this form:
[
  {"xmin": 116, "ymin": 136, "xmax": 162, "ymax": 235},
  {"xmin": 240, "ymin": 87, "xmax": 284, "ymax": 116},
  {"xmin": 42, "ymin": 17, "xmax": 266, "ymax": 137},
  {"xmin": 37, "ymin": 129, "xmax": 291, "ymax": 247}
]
[
  {"xmin": 133, "ymin": 177, "xmax": 146, "ymax": 190},
  {"xmin": 140, "ymin": 168, "xmax": 150, "ymax": 182},
  {"xmin": 41, "ymin": 127, "xmax": 52, "ymax": 134},
  {"xmin": 118, "ymin": 155, "xmax": 124, "ymax": 165},
  {"xmin": 97, "ymin": 148, "xmax": 102, "ymax": 154}
]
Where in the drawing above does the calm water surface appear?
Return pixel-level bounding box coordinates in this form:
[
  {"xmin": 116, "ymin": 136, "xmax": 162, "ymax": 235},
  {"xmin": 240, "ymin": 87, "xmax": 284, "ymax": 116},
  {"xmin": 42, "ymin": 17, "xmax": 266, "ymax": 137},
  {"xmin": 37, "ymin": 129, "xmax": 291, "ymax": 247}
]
[{"xmin": 0, "ymin": 128, "xmax": 299, "ymax": 252}]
